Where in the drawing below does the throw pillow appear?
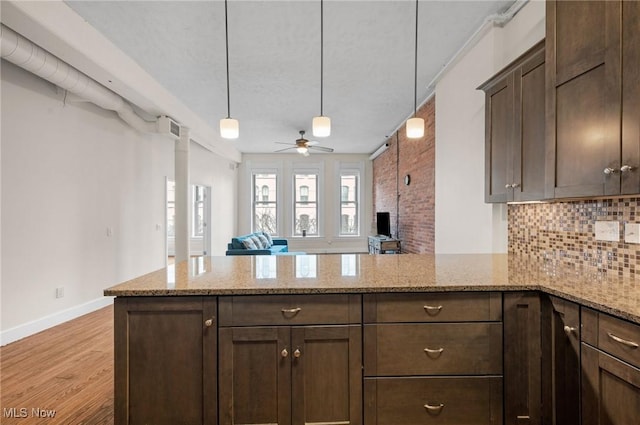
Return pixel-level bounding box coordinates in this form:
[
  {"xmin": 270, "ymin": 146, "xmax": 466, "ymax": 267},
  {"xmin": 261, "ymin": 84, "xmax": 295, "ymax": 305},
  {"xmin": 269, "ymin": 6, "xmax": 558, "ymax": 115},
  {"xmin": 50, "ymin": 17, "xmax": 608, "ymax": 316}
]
[
  {"xmin": 250, "ymin": 234, "xmax": 264, "ymax": 249},
  {"xmin": 242, "ymin": 237, "xmax": 257, "ymax": 250},
  {"xmin": 257, "ymin": 234, "xmax": 270, "ymax": 248},
  {"xmin": 262, "ymin": 231, "xmax": 273, "ymax": 246}
]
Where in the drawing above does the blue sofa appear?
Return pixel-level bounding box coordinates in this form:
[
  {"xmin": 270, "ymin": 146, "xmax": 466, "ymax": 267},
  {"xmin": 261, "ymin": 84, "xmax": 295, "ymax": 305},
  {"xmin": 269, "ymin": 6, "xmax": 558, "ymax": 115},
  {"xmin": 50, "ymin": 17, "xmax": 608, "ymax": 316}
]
[{"xmin": 225, "ymin": 232, "xmax": 288, "ymax": 256}]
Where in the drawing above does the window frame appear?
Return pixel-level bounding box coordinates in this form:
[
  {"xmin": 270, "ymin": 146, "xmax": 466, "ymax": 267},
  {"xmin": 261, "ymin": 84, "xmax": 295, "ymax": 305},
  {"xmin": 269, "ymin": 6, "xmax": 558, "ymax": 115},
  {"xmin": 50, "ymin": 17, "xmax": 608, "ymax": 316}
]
[{"xmin": 252, "ymin": 172, "xmax": 279, "ymax": 235}]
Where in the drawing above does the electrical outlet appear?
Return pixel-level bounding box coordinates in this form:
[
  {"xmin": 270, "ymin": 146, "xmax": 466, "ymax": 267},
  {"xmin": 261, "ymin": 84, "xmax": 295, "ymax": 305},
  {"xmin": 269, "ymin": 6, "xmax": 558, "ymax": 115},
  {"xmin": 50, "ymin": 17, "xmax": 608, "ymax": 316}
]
[
  {"xmin": 595, "ymin": 221, "xmax": 620, "ymax": 242},
  {"xmin": 625, "ymin": 223, "xmax": 640, "ymax": 244},
  {"xmin": 55, "ymin": 287, "xmax": 64, "ymax": 298}
]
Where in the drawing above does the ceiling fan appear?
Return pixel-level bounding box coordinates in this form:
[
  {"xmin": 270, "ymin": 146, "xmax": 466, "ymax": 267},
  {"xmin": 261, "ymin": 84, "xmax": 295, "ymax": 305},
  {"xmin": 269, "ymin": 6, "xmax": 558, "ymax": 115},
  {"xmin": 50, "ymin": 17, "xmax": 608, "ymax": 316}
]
[{"xmin": 274, "ymin": 130, "xmax": 334, "ymax": 156}]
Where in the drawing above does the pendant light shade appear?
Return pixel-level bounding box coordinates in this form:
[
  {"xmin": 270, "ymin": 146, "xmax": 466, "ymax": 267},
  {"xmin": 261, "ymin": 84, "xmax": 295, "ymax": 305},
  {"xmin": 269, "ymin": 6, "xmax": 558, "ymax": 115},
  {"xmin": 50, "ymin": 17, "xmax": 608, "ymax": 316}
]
[
  {"xmin": 312, "ymin": 0, "xmax": 331, "ymax": 138},
  {"xmin": 220, "ymin": 117, "xmax": 239, "ymax": 139},
  {"xmin": 220, "ymin": 0, "xmax": 238, "ymax": 140},
  {"xmin": 406, "ymin": 0, "xmax": 424, "ymax": 139},
  {"xmin": 312, "ymin": 116, "xmax": 331, "ymax": 137}
]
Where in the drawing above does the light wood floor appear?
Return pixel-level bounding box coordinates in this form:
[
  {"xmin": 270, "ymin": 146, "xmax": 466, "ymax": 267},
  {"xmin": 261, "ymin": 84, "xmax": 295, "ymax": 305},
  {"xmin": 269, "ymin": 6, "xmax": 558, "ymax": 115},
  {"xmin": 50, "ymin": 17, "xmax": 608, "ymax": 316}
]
[{"xmin": 1, "ymin": 305, "xmax": 114, "ymax": 424}]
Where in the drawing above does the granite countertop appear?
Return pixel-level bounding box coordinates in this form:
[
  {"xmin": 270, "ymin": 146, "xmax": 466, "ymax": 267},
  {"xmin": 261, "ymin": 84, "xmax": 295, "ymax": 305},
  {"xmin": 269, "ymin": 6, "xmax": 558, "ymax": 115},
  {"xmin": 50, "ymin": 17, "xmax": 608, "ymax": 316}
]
[{"xmin": 104, "ymin": 253, "xmax": 640, "ymax": 324}]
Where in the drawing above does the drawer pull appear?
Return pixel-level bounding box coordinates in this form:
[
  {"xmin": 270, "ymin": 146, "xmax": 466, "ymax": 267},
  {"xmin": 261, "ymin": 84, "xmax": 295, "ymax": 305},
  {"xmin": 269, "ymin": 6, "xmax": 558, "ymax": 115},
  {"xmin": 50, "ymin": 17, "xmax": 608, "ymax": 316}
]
[
  {"xmin": 563, "ymin": 325, "xmax": 577, "ymax": 337},
  {"xmin": 607, "ymin": 332, "xmax": 639, "ymax": 349},
  {"xmin": 281, "ymin": 307, "xmax": 302, "ymax": 316},
  {"xmin": 423, "ymin": 305, "xmax": 443, "ymax": 315},
  {"xmin": 424, "ymin": 403, "xmax": 444, "ymax": 414},
  {"xmin": 424, "ymin": 347, "xmax": 444, "ymax": 358},
  {"xmin": 294, "ymin": 348, "xmax": 302, "ymax": 358},
  {"xmin": 204, "ymin": 319, "xmax": 214, "ymax": 327},
  {"xmin": 281, "ymin": 348, "xmax": 289, "ymax": 358}
]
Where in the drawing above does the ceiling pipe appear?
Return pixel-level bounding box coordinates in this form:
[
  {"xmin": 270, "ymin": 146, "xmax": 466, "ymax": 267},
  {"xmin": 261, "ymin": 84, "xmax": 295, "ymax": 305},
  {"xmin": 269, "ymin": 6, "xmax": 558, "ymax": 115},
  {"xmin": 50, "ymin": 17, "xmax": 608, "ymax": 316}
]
[
  {"xmin": 1, "ymin": 24, "xmax": 157, "ymax": 134},
  {"xmin": 385, "ymin": 0, "xmax": 530, "ymax": 140}
]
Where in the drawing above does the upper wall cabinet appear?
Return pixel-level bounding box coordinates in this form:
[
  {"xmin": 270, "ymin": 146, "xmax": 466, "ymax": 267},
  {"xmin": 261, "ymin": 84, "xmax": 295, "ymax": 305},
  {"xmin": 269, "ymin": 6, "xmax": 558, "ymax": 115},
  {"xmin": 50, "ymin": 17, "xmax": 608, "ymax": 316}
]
[
  {"xmin": 480, "ymin": 41, "xmax": 546, "ymax": 203},
  {"xmin": 546, "ymin": 1, "xmax": 639, "ymax": 198}
]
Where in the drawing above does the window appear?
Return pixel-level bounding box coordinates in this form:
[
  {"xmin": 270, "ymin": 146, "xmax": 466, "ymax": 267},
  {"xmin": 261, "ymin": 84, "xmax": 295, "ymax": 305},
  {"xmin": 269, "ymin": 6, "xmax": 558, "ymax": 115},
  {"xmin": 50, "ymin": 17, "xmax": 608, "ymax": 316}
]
[
  {"xmin": 167, "ymin": 180, "xmax": 175, "ymax": 238},
  {"xmin": 294, "ymin": 173, "xmax": 318, "ymax": 235},
  {"xmin": 339, "ymin": 173, "xmax": 359, "ymax": 235},
  {"xmin": 192, "ymin": 185, "xmax": 206, "ymax": 237},
  {"xmin": 253, "ymin": 173, "xmax": 277, "ymax": 234}
]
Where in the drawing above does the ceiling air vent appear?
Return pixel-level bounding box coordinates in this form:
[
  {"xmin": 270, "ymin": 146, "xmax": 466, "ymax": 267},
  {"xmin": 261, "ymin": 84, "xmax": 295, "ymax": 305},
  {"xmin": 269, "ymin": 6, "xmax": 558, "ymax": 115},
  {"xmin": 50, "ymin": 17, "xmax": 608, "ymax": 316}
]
[{"xmin": 157, "ymin": 116, "xmax": 181, "ymax": 139}]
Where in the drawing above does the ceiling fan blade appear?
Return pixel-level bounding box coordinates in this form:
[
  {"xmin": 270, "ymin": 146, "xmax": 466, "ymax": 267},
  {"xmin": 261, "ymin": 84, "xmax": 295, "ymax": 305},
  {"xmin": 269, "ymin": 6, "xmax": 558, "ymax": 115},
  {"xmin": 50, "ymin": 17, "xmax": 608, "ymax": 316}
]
[
  {"xmin": 308, "ymin": 145, "xmax": 334, "ymax": 153},
  {"xmin": 274, "ymin": 147, "xmax": 296, "ymax": 153},
  {"xmin": 275, "ymin": 142, "xmax": 295, "ymax": 145},
  {"xmin": 306, "ymin": 140, "xmax": 319, "ymax": 146}
]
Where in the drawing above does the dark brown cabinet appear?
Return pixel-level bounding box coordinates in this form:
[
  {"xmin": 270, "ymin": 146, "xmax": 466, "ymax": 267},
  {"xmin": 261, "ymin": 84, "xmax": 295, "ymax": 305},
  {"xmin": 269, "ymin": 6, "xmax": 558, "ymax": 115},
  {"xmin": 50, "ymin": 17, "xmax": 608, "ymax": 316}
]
[
  {"xmin": 503, "ymin": 292, "xmax": 542, "ymax": 425},
  {"xmin": 363, "ymin": 292, "xmax": 503, "ymax": 425},
  {"xmin": 218, "ymin": 295, "xmax": 362, "ymax": 425},
  {"xmin": 581, "ymin": 308, "xmax": 640, "ymax": 425},
  {"xmin": 480, "ymin": 40, "xmax": 546, "ymax": 203},
  {"xmin": 541, "ymin": 296, "xmax": 581, "ymax": 425},
  {"xmin": 114, "ymin": 297, "xmax": 217, "ymax": 425},
  {"xmin": 545, "ymin": 0, "xmax": 640, "ymax": 198}
]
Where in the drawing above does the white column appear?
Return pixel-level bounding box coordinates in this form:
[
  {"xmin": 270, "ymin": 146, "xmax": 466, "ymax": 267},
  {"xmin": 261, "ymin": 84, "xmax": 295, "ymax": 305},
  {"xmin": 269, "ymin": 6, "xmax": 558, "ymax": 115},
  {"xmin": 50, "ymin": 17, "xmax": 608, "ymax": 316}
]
[{"xmin": 175, "ymin": 128, "xmax": 190, "ymax": 263}]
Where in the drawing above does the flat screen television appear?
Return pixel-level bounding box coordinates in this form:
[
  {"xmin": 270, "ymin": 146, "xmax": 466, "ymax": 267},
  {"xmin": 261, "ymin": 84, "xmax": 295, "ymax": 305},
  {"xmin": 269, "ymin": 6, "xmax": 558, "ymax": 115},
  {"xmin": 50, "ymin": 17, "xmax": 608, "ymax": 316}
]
[{"xmin": 376, "ymin": 212, "xmax": 391, "ymax": 237}]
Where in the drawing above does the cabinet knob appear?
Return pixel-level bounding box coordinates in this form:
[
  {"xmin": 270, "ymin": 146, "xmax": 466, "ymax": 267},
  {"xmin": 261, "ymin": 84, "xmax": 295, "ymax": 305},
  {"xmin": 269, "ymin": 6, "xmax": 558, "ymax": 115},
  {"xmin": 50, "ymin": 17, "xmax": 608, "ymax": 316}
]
[
  {"xmin": 563, "ymin": 325, "xmax": 576, "ymax": 337},
  {"xmin": 511, "ymin": 183, "xmax": 520, "ymax": 188},
  {"xmin": 621, "ymin": 165, "xmax": 635, "ymax": 173},
  {"xmin": 294, "ymin": 348, "xmax": 301, "ymax": 358},
  {"xmin": 204, "ymin": 319, "xmax": 214, "ymax": 327},
  {"xmin": 505, "ymin": 184, "xmax": 512, "ymax": 189},
  {"xmin": 281, "ymin": 348, "xmax": 289, "ymax": 358},
  {"xmin": 604, "ymin": 167, "xmax": 619, "ymax": 175},
  {"xmin": 424, "ymin": 403, "xmax": 444, "ymax": 414}
]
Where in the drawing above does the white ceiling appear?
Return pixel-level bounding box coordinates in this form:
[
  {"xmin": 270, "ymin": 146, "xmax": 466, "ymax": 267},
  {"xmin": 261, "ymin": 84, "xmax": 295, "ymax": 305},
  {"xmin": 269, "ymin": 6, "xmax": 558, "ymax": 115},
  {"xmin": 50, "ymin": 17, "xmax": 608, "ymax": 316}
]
[{"xmin": 63, "ymin": 0, "xmax": 514, "ymax": 155}]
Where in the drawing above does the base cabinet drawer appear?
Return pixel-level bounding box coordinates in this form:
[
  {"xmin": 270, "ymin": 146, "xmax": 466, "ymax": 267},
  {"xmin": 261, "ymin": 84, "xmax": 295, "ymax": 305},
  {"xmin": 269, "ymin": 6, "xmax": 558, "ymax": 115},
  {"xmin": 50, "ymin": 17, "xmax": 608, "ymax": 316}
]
[
  {"xmin": 364, "ymin": 377, "xmax": 503, "ymax": 425},
  {"xmin": 364, "ymin": 323, "xmax": 503, "ymax": 376}
]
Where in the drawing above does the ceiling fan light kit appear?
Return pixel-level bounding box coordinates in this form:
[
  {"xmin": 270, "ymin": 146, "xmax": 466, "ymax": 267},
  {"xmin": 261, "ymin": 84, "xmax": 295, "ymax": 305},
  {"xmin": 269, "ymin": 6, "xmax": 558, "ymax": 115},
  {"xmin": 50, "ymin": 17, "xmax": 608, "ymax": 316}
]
[
  {"xmin": 312, "ymin": 0, "xmax": 331, "ymax": 138},
  {"xmin": 406, "ymin": 0, "xmax": 424, "ymax": 139},
  {"xmin": 220, "ymin": 0, "xmax": 239, "ymax": 140}
]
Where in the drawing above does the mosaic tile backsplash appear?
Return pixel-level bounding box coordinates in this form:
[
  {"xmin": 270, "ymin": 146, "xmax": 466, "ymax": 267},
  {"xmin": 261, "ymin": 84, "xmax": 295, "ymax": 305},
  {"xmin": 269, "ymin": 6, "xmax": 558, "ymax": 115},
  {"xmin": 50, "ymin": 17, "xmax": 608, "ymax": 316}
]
[{"xmin": 509, "ymin": 197, "xmax": 640, "ymax": 276}]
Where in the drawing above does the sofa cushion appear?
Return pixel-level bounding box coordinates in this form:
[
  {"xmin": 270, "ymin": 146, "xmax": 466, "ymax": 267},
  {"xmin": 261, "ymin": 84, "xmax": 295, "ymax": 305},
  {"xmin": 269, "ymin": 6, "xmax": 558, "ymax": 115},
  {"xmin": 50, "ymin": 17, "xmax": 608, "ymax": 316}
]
[
  {"xmin": 242, "ymin": 237, "xmax": 258, "ymax": 250},
  {"xmin": 262, "ymin": 232, "xmax": 273, "ymax": 246},
  {"xmin": 256, "ymin": 233, "xmax": 270, "ymax": 248}
]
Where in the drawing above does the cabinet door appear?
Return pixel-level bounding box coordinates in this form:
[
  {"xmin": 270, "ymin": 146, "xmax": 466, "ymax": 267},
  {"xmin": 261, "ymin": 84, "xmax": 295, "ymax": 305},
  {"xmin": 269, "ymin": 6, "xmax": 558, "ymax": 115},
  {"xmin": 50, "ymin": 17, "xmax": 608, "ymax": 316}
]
[
  {"xmin": 621, "ymin": 1, "xmax": 640, "ymax": 193},
  {"xmin": 503, "ymin": 292, "xmax": 542, "ymax": 425},
  {"xmin": 545, "ymin": 0, "xmax": 622, "ymax": 198},
  {"xmin": 513, "ymin": 48, "xmax": 546, "ymax": 202},
  {"xmin": 291, "ymin": 326, "xmax": 362, "ymax": 425},
  {"xmin": 219, "ymin": 327, "xmax": 291, "ymax": 425},
  {"xmin": 582, "ymin": 344, "xmax": 640, "ymax": 425},
  {"xmin": 542, "ymin": 296, "xmax": 581, "ymax": 425},
  {"xmin": 484, "ymin": 73, "xmax": 514, "ymax": 203},
  {"xmin": 114, "ymin": 297, "xmax": 217, "ymax": 425}
]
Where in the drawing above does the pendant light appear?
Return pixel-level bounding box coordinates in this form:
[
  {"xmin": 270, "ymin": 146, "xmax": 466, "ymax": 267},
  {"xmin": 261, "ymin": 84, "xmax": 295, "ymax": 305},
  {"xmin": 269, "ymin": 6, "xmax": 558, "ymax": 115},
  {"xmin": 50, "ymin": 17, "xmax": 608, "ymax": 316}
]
[
  {"xmin": 312, "ymin": 0, "xmax": 331, "ymax": 137},
  {"xmin": 406, "ymin": 0, "xmax": 424, "ymax": 139},
  {"xmin": 220, "ymin": 0, "xmax": 239, "ymax": 139}
]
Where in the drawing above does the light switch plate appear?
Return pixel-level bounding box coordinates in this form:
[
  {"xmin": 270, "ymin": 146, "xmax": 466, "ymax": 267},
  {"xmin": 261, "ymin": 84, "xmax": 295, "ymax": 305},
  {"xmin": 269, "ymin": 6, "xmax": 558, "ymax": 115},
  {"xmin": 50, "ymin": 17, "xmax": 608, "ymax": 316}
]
[
  {"xmin": 625, "ymin": 223, "xmax": 640, "ymax": 244},
  {"xmin": 595, "ymin": 221, "xmax": 620, "ymax": 242}
]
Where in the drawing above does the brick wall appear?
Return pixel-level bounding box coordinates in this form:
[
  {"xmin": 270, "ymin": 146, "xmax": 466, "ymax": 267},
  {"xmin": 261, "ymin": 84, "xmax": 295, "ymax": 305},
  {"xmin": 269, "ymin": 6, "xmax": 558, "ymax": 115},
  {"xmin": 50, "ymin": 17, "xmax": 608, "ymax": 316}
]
[{"xmin": 372, "ymin": 97, "xmax": 435, "ymax": 253}]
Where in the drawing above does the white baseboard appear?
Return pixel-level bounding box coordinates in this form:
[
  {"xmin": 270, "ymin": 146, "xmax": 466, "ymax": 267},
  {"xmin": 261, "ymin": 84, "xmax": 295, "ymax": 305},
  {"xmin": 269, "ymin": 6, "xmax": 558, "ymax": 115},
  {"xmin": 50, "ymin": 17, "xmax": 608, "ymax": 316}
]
[{"xmin": 0, "ymin": 296, "xmax": 114, "ymax": 346}]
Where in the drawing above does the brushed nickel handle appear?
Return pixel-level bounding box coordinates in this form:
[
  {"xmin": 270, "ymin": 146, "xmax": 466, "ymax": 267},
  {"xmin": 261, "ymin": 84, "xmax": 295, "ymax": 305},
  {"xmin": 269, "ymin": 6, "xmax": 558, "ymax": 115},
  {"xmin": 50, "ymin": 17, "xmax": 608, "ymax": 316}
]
[
  {"xmin": 512, "ymin": 182, "xmax": 520, "ymax": 188},
  {"xmin": 281, "ymin": 307, "xmax": 302, "ymax": 316},
  {"xmin": 563, "ymin": 325, "xmax": 576, "ymax": 337},
  {"xmin": 505, "ymin": 183, "xmax": 512, "ymax": 189},
  {"xmin": 424, "ymin": 347, "xmax": 444, "ymax": 357},
  {"xmin": 281, "ymin": 348, "xmax": 289, "ymax": 358},
  {"xmin": 204, "ymin": 319, "xmax": 214, "ymax": 327},
  {"xmin": 423, "ymin": 305, "xmax": 443, "ymax": 315},
  {"xmin": 607, "ymin": 332, "xmax": 639, "ymax": 349},
  {"xmin": 604, "ymin": 167, "xmax": 619, "ymax": 175},
  {"xmin": 294, "ymin": 348, "xmax": 301, "ymax": 358},
  {"xmin": 621, "ymin": 165, "xmax": 634, "ymax": 173},
  {"xmin": 424, "ymin": 403, "xmax": 444, "ymax": 413},
  {"xmin": 517, "ymin": 416, "xmax": 531, "ymax": 420}
]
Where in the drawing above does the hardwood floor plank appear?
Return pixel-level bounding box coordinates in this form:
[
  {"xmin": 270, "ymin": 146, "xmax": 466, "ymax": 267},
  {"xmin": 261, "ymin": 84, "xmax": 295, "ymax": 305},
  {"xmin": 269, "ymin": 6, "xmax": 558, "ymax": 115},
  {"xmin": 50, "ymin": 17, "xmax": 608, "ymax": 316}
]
[{"xmin": 1, "ymin": 305, "xmax": 114, "ymax": 424}]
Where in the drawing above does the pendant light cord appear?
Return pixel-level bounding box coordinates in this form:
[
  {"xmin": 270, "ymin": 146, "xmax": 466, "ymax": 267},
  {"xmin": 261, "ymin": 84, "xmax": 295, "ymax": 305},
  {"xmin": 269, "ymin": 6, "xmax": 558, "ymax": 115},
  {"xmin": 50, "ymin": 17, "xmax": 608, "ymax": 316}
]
[
  {"xmin": 413, "ymin": 0, "xmax": 418, "ymax": 117},
  {"xmin": 224, "ymin": 0, "xmax": 231, "ymax": 119},
  {"xmin": 320, "ymin": 0, "xmax": 324, "ymax": 116}
]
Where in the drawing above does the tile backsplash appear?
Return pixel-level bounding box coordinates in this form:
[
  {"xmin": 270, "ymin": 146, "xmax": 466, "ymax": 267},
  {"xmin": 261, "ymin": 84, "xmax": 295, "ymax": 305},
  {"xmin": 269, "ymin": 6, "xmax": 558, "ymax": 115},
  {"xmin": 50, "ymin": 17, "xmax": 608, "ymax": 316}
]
[{"xmin": 509, "ymin": 197, "xmax": 640, "ymax": 276}]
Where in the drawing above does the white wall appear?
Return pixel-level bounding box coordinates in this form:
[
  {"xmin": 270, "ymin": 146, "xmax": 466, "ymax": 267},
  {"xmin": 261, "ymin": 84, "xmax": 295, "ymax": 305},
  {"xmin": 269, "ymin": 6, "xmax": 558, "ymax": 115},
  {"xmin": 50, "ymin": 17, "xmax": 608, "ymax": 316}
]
[
  {"xmin": 434, "ymin": 0, "xmax": 545, "ymax": 253},
  {"xmin": 0, "ymin": 61, "xmax": 237, "ymax": 343},
  {"xmin": 240, "ymin": 154, "xmax": 372, "ymax": 254}
]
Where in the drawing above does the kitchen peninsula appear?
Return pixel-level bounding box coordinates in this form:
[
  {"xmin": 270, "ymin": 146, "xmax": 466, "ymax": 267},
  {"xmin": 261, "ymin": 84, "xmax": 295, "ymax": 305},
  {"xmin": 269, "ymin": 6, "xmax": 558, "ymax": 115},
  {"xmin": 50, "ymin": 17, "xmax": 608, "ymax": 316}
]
[{"xmin": 106, "ymin": 254, "xmax": 640, "ymax": 425}]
